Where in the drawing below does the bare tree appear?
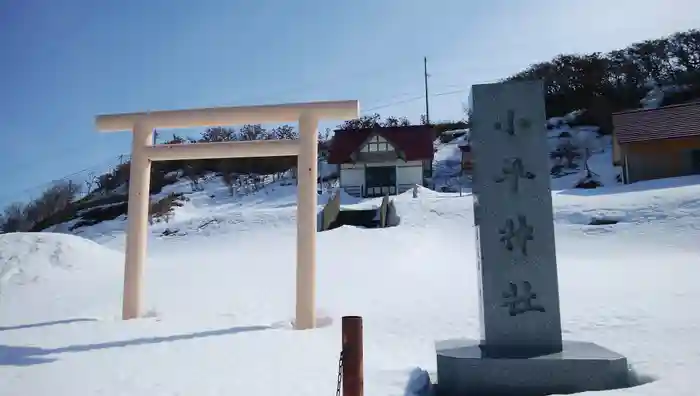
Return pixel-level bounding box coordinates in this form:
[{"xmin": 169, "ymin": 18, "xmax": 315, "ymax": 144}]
[
  {"xmin": 183, "ymin": 162, "xmax": 205, "ymax": 192},
  {"xmin": 218, "ymin": 160, "xmax": 238, "ymax": 196},
  {"xmin": 17, "ymin": 180, "xmax": 83, "ymax": 229},
  {"xmin": 95, "ymin": 162, "xmax": 131, "ymax": 192},
  {"xmin": 1, "ymin": 203, "xmax": 28, "ymax": 233},
  {"xmin": 575, "ymin": 129, "xmax": 600, "ymax": 179},
  {"xmin": 383, "ymin": 116, "xmax": 400, "ymax": 127},
  {"xmin": 335, "ymin": 114, "xmax": 381, "ymax": 131},
  {"xmin": 0, "ymin": 180, "xmax": 80, "ymax": 232},
  {"xmin": 84, "ymin": 172, "xmax": 96, "ymax": 195},
  {"xmin": 319, "ymin": 127, "xmax": 332, "ymax": 143},
  {"xmin": 271, "ymin": 125, "xmax": 298, "ymax": 140},
  {"xmin": 239, "ymin": 124, "xmax": 267, "ymax": 141},
  {"xmin": 201, "ymin": 127, "xmax": 236, "ymax": 142}
]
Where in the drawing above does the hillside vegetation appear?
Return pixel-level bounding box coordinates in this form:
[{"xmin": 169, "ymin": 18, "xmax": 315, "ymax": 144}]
[
  {"xmin": 506, "ymin": 29, "xmax": 700, "ymax": 133},
  {"xmin": 0, "ymin": 125, "xmax": 305, "ymax": 234},
  {"xmin": 0, "ymin": 116, "xmax": 426, "ymax": 234}
]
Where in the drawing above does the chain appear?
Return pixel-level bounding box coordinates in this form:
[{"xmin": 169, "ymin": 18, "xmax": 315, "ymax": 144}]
[{"xmin": 335, "ymin": 351, "xmax": 344, "ymax": 396}]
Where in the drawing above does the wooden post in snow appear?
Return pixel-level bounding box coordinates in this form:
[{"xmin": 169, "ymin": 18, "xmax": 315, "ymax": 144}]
[{"xmin": 342, "ymin": 316, "xmax": 364, "ymax": 396}]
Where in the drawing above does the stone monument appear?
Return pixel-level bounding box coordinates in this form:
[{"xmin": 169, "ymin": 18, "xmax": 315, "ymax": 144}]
[{"xmin": 435, "ymin": 80, "xmax": 629, "ymax": 395}]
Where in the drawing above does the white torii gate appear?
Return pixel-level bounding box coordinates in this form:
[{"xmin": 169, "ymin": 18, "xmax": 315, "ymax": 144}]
[{"xmin": 95, "ymin": 100, "xmax": 360, "ymax": 329}]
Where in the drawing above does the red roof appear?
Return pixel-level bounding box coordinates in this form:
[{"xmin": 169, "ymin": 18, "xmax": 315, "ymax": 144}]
[
  {"xmin": 327, "ymin": 125, "xmax": 435, "ymax": 164},
  {"xmin": 612, "ymin": 101, "xmax": 700, "ymax": 144}
]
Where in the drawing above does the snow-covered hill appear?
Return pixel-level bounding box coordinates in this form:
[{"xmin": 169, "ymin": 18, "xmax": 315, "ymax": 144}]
[
  {"xmin": 3, "ymin": 169, "xmax": 700, "ymax": 395},
  {"xmin": 431, "ymin": 118, "xmax": 621, "ymax": 192},
  {"xmin": 19, "ymin": 114, "xmax": 617, "ymax": 237}
]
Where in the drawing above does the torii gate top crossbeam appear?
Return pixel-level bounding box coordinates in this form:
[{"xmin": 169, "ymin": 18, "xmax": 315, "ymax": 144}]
[{"xmin": 95, "ymin": 100, "xmax": 360, "ymax": 132}]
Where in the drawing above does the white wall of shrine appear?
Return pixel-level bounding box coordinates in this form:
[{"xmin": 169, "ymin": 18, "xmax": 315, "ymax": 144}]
[{"xmin": 339, "ymin": 159, "xmax": 424, "ymax": 196}]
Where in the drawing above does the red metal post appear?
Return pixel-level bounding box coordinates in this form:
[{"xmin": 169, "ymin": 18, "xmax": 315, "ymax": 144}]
[{"xmin": 342, "ymin": 316, "xmax": 364, "ymax": 396}]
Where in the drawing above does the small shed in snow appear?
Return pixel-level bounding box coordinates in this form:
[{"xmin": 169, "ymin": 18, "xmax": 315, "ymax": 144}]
[
  {"xmin": 612, "ymin": 101, "xmax": 700, "ymax": 184},
  {"xmin": 327, "ymin": 125, "xmax": 434, "ymax": 197}
]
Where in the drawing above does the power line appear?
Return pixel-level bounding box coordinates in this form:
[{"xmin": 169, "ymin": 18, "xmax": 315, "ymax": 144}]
[
  {"xmin": 24, "ymin": 56, "xmax": 468, "ymax": 173},
  {"xmin": 6, "ymin": 60, "xmax": 475, "ymax": 205},
  {"xmin": 359, "ymin": 81, "xmax": 472, "ymax": 112},
  {"xmin": 361, "ymin": 86, "xmax": 471, "ymax": 114},
  {"xmin": 12, "ymin": 59, "xmax": 438, "ymax": 177},
  {"xmin": 434, "ymin": 87, "xmax": 471, "ymax": 97},
  {"xmin": 0, "ymin": 153, "xmax": 128, "ymax": 204},
  {"xmin": 363, "ymin": 95, "xmax": 427, "ymax": 113},
  {"xmin": 239, "ymin": 53, "xmax": 454, "ymax": 105}
]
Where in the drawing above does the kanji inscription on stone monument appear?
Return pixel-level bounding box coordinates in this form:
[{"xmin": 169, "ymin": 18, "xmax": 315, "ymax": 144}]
[
  {"xmin": 494, "ymin": 158, "xmax": 536, "ymax": 194},
  {"xmin": 499, "ymin": 215, "xmax": 534, "ymax": 256},
  {"xmin": 501, "ymin": 281, "xmax": 545, "ymax": 316},
  {"xmin": 494, "ymin": 109, "xmax": 533, "ymax": 136},
  {"xmin": 468, "ymin": 79, "xmax": 563, "ymax": 349},
  {"xmin": 493, "ymin": 109, "xmax": 515, "ymax": 135}
]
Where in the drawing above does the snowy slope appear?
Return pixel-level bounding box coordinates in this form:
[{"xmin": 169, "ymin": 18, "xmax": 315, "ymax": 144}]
[
  {"xmin": 432, "ymin": 133, "xmax": 469, "ymax": 191},
  {"xmin": 431, "ymin": 121, "xmax": 621, "ymax": 193},
  {"xmin": 2, "ymin": 173, "xmax": 700, "ymax": 395},
  {"xmin": 46, "ymin": 175, "xmax": 362, "ymax": 246}
]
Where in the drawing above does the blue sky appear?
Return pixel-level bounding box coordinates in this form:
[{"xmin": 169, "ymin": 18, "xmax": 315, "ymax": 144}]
[{"xmin": 1, "ymin": 0, "xmax": 699, "ymax": 206}]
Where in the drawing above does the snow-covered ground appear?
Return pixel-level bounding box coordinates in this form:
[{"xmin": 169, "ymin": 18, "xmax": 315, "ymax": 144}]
[
  {"xmin": 432, "ymin": 132, "xmax": 469, "ymax": 191},
  {"xmin": 2, "ymin": 167, "xmax": 700, "ymax": 395}
]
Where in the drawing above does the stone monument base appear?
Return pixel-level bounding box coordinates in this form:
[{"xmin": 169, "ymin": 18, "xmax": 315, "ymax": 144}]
[{"xmin": 435, "ymin": 339, "xmax": 629, "ymax": 396}]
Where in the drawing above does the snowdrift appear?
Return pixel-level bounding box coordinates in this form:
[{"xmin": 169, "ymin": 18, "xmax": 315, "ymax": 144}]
[
  {"xmin": 0, "ymin": 232, "xmax": 123, "ymax": 288},
  {"xmin": 0, "ymin": 232, "xmax": 124, "ymax": 323}
]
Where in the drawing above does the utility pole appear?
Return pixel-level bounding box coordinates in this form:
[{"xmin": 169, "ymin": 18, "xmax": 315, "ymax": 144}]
[{"xmin": 424, "ymin": 56, "xmax": 430, "ymax": 125}]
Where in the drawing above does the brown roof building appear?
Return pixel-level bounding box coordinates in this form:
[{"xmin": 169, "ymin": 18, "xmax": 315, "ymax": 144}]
[
  {"xmin": 327, "ymin": 125, "xmax": 434, "ymax": 197},
  {"xmin": 612, "ymin": 102, "xmax": 700, "ymax": 184}
]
